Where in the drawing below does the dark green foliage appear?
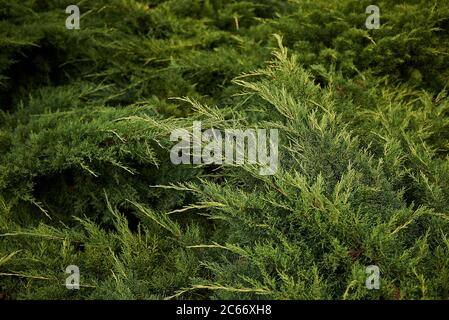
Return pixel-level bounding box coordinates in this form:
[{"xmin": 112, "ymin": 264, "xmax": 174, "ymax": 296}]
[{"xmin": 1, "ymin": 0, "xmax": 449, "ymax": 300}]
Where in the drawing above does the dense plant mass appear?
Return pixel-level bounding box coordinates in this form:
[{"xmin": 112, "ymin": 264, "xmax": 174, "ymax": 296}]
[{"xmin": 1, "ymin": 0, "xmax": 449, "ymax": 300}]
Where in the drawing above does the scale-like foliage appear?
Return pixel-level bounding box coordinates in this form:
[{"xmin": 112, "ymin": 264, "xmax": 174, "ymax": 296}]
[{"xmin": 1, "ymin": 0, "xmax": 449, "ymax": 300}]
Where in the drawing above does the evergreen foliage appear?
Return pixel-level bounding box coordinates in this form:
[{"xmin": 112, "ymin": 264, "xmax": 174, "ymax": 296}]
[{"xmin": 1, "ymin": 0, "xmax": 449, "ymax": 300}]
